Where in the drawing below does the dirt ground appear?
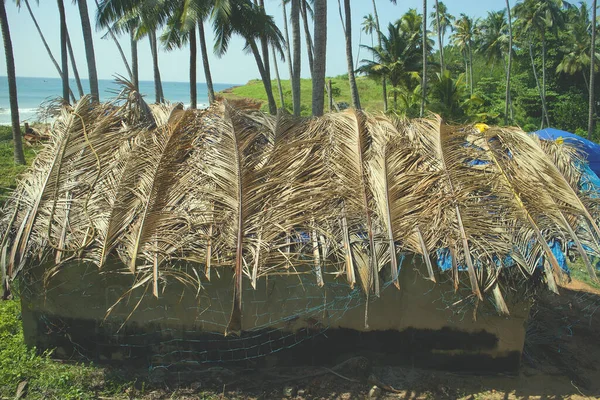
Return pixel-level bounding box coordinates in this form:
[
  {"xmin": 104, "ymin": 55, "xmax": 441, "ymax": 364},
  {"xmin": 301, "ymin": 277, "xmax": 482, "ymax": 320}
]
[{"xmin": 116, "ymin": 279, "xmax": 600, "ymax": 400}]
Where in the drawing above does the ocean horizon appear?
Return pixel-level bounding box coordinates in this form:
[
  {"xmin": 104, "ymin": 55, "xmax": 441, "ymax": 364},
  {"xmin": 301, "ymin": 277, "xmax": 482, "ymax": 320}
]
[{"xmin": 0, "ymin": 76, "xmax": 239, "ymax": 125}]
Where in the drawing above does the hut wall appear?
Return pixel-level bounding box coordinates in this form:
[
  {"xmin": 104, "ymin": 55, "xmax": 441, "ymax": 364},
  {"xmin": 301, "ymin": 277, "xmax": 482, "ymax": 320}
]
[{"xmin": 20, "ymin": 257, "xmax": 530, "ymax": 371}]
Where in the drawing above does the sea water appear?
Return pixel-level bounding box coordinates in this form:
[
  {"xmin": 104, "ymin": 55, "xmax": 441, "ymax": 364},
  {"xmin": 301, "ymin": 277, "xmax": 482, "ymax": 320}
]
[{"xmin": 0, "ymin": 76, "xmax": 237, "ymax": 125}]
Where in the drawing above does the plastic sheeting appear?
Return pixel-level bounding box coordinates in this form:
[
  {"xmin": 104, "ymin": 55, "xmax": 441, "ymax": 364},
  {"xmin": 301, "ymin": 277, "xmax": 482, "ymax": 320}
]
[
  {"xmin": 534, "ymin": 128, "xmax": 600, "ymax": 178},
  {"xmin": 433, "ymin": 128, "xmax": 600, "ymax": 275}
]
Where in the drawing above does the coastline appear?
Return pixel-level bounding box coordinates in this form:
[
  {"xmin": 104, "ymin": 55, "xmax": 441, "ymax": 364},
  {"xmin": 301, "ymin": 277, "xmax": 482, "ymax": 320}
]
[{"xmin": 0, "ymin": 77, "xmax": 241, "ymax": 125}]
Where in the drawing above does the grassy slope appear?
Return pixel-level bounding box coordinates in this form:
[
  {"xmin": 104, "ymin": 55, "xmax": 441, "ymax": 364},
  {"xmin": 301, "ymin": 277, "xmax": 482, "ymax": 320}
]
[
  {"xmin": 569, "ymin": 257, "xmax": 600, "ymax": 291},
  {"xmin": 0, "ymin": 126, "xmax": 38, "ymax": 202},
  {"xmin": 219, "ymin": 76, "xmax": 385, "ymax": 116}
]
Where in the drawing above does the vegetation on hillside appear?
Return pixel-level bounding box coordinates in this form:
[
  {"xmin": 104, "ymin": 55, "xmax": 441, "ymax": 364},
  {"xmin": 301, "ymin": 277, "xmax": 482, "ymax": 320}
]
[
  {"xmin": 223, "ymin": 2, "xmax": 600, "ymax": 141},
  {"xmin": 0, "ymin": 126, "xmax": 38, "ymax": 202}
]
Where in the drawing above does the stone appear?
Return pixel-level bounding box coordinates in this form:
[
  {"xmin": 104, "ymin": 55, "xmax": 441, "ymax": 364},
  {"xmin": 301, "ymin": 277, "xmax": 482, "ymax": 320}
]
[
  {"xmin": 283, "ymin": 385, "xmax": 297, "ymax": 397},
  {"xmin": 368, "ymin": 385, "xmax": 382, "ymax": 399}
]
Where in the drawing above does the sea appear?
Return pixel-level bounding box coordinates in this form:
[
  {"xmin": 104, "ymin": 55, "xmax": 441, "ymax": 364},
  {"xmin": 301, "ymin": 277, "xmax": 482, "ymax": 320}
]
[{"xmin": 0, "ymin": 76, "xmax": 237, "ymax": 125}]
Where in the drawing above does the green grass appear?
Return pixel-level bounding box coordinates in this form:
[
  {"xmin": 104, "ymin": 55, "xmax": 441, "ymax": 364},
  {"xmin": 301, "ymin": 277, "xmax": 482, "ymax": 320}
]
[
  {"xmin": 0, "ymin": 299, "xmax": 133, "ymax": 399},
  {"xmin": 568, "ymin": 257, "xmax": 600, "ymax": 291},
  {"xmin": 0, "ymin": 127, "xmax": 137, "ymax": 399},
  {"xmin": 0, "ymin": 125, "xmax": 39, "ymax": 202},
  {"xmin": 219, "ymin": 76, "xmax": 386, "ymax": 116}
]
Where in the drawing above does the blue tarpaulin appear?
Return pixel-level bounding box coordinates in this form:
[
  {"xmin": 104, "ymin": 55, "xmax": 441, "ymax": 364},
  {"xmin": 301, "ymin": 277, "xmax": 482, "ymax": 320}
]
[
  {"xmin": 433, "ymin": 128, "xmax": 600, "ymax": 274},
  {"xmin": 534, "ymin": 128, "xmax": 600, "ymax": 178}
]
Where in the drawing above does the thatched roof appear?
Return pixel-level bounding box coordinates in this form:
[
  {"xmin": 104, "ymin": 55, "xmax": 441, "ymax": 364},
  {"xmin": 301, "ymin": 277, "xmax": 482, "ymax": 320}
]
[{"xmin": 2, "ymin": 86, "xmax": 600, "ymax": 334}]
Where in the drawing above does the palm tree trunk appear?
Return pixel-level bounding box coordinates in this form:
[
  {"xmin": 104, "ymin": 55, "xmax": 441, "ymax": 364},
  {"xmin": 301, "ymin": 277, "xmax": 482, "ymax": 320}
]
[
  {"xmin": 76, "ymin": 0, "xmax": 99, "ymax": 102},
  {"xmin": 291, "ymin": 0, "xmax": 302, "ymax": 116},
  {"xmin": 528, "ymin": 42, "xmax": 550, "ymax": 129},
  {"xmin": 0, "ymin": 0, "xmax": 25, "ymax": 165},
  {"xmin": 355, "ymin": 29, "xmax": 362, "ymax": 70},
  {"xmin": 107, "ymin": 31, "xmax": 132, "ymax": 81},
  {"xmin": 505, "ymin": 0, "xmax": 513, "ymax": 125},
  {"xmin": 583, "ymin": 70, "xmax": 597, "ymax": 115},
  {"xmin": 93, "ymin": 0, "xmax": 131, "ymax": 80},
  {"xmin": 300, "ymin": 0, "xmax": 314, "ymax": 78},
  {"xmin": 272, "ymin": 45, "xmax": 285, "ymax": 108},
  {"xmin": 435, "ymin": 0, "xmax": 444, "ymax": 71},
  {"xmin": 464, "ymin": 52, "xmax": 469, "ymax": 92},
  {"xmin": 542, "ymin": 33, "xmax": 549, "ymax": 127},
  {"xmin": 371, "ymin": 0, "xmax": 388, "ymax": 112},
  {"xmin": 343, "ymin": 0, "xmax": 361, "ymax": 110},
  {"xmin": 249, "ymin": 39, "xmax": 277, "ymax": 115},
  {"xmin": 328, "ymin": 79, "xmax": 333, "ymax": 111},
  {"xmin": 420, "ymin": 0, "xmax": 427, "ymax": 117},
  {"xmin": 130, "ymin": 30, "xmax": 139, "ymax": 92},
  {"xmin": 149, "ymin": 30, "xmax": 164, "ymax": 103},
  {"xmin": 589, "ymin": 0, "xmax": 597, "ymax": 140},
  {"xmin": 469, "ymin": 44, "xmax": 474, "ymax": 96},
  {"xmin": 57, "ymin": 0, "xmax": 69, "ymax": 103},
  {"xmin": 66, "ymin": 31, "xmax": 84, "ymax": 98},
  {"xmin": 198, "ymin": 22, "xmax": 215, "ymax": 105},
  {"xmin": 282, "ymin": 1, "xmax": 294, "ymax": 92},
  {"xmin": 190, "ymin": 23, "xmax": 197, "ymax": 109},
  {"xmin": 23, "ymin": 0, "xmax": 75, "ymax": 103},
  {"xmin": 312, "ymin": 0, "xmax": 327, "ymax": 116},
  {"xmin": 258, "ymin": 0, "xmax": 271, "ymax": 86}
]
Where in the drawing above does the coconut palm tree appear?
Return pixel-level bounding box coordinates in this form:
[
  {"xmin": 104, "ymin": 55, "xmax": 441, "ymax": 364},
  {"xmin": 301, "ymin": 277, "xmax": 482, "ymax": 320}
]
[
  {"xmin": 433, "ymin": 0, "xmax": 443, "ymax": 71},
  {"xmin": 505, "ymin": 0, "xmax": 514, "ymax": 124},
  {"xmin": 299, "ymin": 0, "xmax": 314, "ymax": 78},
  {"xmin": 160, "ymin": 0, "xmax": 216, "ymax": 108},
  {"xmin": 477, "ymin": 10, "xmax": 508, "ymax": 72},
  {"xmin": 161, "ymin": 3, "xmax": 199, "ymax": 108},
  {"xmin": 361, "ymin": 14, "xmax": 376, "ymax": 63},
  {"xmin": 430, "ymin": 1, "xmax": 453, "ymax": 70},
  {"xmin": 420, "ymin": 0, "xmax": 427, "ymax": 117},
  {"xmin": 212, "ymin": 0, "xmax": 284, "ymax": 115},
  {"xmin": 514, "ymin": 0, "xmax": 570, "ymax": 128},
  {"xmin": 370, "ymin": 0, "xmax": 398, "ymax": 113},
  {"xmin": 18, "ymin": 0, "xmax": 76, "ymax": 102},
  {"xmin": 57, "ymin": 0, "xmax": 69, "ymax": 103},
  {"xmin": 0, "ymin": 0, "xmax": 25, "ymax": 164},
  {"xmin": 342, "ymin": 0, "xmax": 361, "ymax": 109},
  {"xmin": 98, "ymin": 0, "xmax": 169, "ymax": 103},
  {"xmin": 556, "ymin": 3, "xmax": 595, "ymax": 79},
  {"xmin": 359, "ymin": 22, "xmax": 423, "ymax": 110},
  {"xmin": 312, "ymin": 0, "xmax": 326, "ymax": 116},
  {"xmin": 291, "ymin": 0, "xmax": 301, "ymax": 115},
  {"xmin": 452, "ymin": 14, "xmax": 477, "ymax": 96},
  {"xmin": 556, "ymin": 3, "xmax": 599, "ymax": 129},
  {"xmin": 93, "ymin": 0, "xmax": 132, "ymax": 82},
  {"xmin": 257, "ymin": 0, "xmax": 272, "ymax": 86},
  {"xmin": 66, "ymin": 30, "xmax": 85, "ymax": 98},
  {"xmin": 76, "ymin": 0, "xmax": 99, "ymax": 101},
  {"xmin": 281, "ymin": 0, "xmax": 295, "ymax": 110},
  {"xmin": 197, "ymin": 20, "xmax": 215, "ymax": 105},
  {"xmin": 589, "ymin": 0, "xmax": 597, "ymax": 139}
]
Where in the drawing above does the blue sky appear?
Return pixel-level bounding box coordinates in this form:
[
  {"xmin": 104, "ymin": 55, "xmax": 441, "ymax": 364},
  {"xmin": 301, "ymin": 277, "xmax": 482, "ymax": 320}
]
[{"xmin": 0, "ymin": 0, "xmax": 595, "ymax": 85}]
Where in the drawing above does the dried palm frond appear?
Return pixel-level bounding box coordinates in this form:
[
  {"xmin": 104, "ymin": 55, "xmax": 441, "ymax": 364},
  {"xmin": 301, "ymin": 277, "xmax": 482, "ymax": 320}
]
[
  {"xmin": 321, "ymin": 110, "xmax": 379, "ymax": 296},
  {"xmin": 192, "ymin": 103, "xmax": 273, "ymax": 335},
  {"xmin": 402, "ymin": 116, "xmax": 514, "ymax": 302}
]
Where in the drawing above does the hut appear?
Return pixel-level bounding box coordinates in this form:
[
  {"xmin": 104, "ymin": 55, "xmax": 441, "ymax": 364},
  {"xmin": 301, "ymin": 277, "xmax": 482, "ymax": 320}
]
[{"xmin": 2, "ymin": 87, "xmax": 599, "ymax": 372}]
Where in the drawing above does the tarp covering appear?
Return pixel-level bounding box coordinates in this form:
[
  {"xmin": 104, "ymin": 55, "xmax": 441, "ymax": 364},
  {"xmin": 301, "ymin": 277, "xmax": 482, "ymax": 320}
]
[
  {"xmin": 435, "ymin": 129, "xmax": 600, "ymax": 275},
  {"xmin": 534, "ymin": 128, "xmax": 600, "ymax": 178}
]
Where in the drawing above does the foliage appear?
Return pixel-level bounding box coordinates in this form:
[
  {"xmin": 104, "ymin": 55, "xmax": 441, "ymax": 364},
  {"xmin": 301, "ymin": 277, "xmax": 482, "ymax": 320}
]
[
  {"xmin": 0, "ymin": 299, "xmax": 121, "ymax": 399},
  {"xmin": 220, "ymin": 76, "xmax": 387, "ymax": 115},
  {"xmin": 0, "ymin": 126, "xmax": 39, "ymax": 203}
]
